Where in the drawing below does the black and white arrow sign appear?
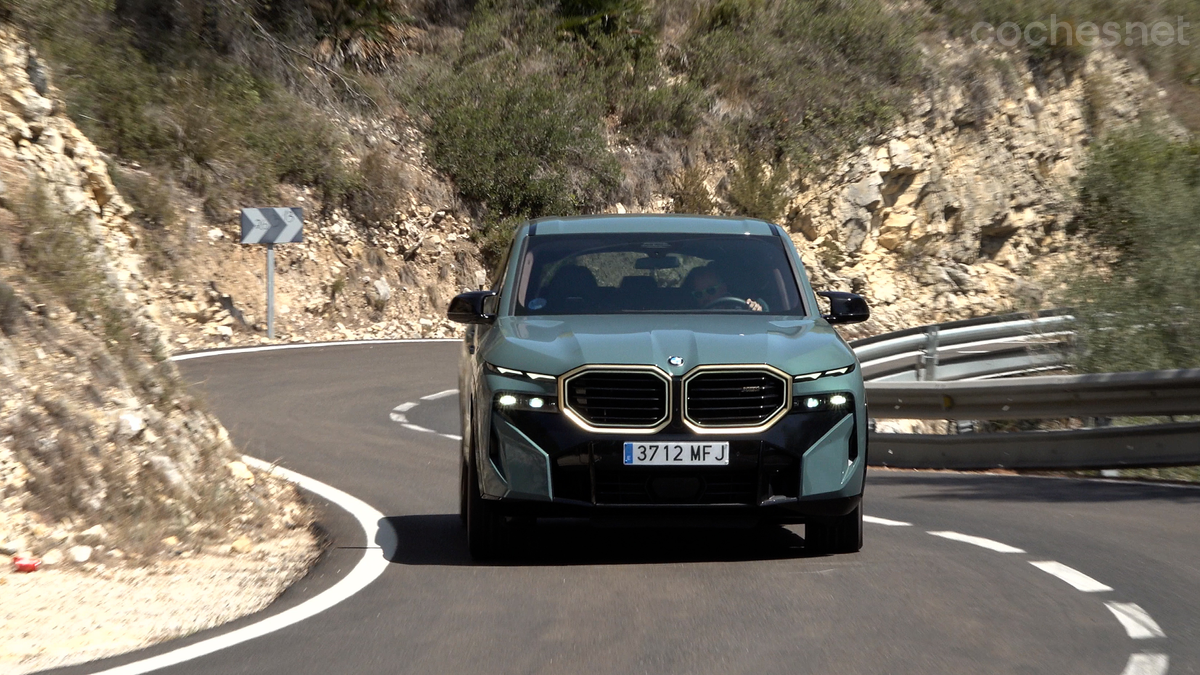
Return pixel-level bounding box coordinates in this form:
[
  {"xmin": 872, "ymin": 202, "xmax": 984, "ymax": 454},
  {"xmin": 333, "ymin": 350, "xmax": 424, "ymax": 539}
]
[{"xmin": 240, "ymin": 207, "xmax": 304, "ymax": 245}]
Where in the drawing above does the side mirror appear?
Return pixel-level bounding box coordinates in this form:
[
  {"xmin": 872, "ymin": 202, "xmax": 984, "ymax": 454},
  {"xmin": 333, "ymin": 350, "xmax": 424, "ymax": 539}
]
[
  {"xmin": 448, "ymin": 290, "xmax": 498, "ymax": 324},
  {"xmin": 817, "ymin": 291, "xmax": 870, "ymax": 325}
]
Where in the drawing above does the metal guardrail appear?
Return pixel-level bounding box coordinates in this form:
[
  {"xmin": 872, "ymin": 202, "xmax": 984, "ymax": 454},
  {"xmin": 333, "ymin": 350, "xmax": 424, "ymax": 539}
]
[
  {"xmin": 871, "ymin": 422, "xmax": 1200, "ymax": 471},
  {"xmin": 866, "ymin": 369, "xmax": 1200, "ymax": 420},
  {"xmin": 853, "ymin": 312, "xmax": 1200, "ymax": 470},
  {"xmin": 854, "ymin": 310, "xmax": 1074, "ymax": 382}
]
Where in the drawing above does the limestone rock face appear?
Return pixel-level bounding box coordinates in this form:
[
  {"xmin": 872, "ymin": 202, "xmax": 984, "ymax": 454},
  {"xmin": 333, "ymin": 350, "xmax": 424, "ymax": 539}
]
[
  {"xmin": 782, "ymin": 47, "xmax": 1168, "ymax": 336},
  {"xmin": 0, "ymin": 27, "xmax": 291, "ymax": 561}
]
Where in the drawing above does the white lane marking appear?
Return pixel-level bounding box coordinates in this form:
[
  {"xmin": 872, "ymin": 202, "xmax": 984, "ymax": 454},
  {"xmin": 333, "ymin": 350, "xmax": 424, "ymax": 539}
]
[
  {"xmin": 169, "ymin": 338, "xmax": 457, "ymax": 361},
  {"xmin": 863, "ymin": 515, "xmax": 911, "ymax": 527},
  {"xmin": 927, "ymin": 531, "xmax": 1025, "ymax": 553},
  {"xmin": 1028, "ymin": 561, "xmax": 1114, "ymax": 593},
  {"xmin": 420, "ymin": 389, "xmax": 458, "ymax": 401},
  {"xmin": 390, "ymin": 403, "xmax": 421, "ymax": 424},
  {"xmin": 84, "ymin": 455, "xmax": 395, "ymax": 675},
  {"xmin": 1106, "ymin": 603, "xmax": 1167, "ymax": 639},
  {"xmin": 402, "ymin": 423, "xmax": 435, "ymax": 433},
  {"xmin": 1120, "ymin": 653, "xmax": 1169, "ymax": 675},
  {"xmin": 440, "ymin": 434, "xmax": 463, "ymax": 441}
]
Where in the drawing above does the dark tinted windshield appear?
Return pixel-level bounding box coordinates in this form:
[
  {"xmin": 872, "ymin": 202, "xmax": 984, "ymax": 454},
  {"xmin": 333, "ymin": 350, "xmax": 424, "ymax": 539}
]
[{"xmin": 513, "ymin": 233, "xmax": 805, "ymax": 316}]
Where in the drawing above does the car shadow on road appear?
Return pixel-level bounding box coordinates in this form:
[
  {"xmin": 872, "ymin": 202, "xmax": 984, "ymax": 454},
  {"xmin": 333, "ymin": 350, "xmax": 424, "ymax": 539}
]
[{"xmin": 378, "ymin": 514, "xmax": 834, "ymax": 567}]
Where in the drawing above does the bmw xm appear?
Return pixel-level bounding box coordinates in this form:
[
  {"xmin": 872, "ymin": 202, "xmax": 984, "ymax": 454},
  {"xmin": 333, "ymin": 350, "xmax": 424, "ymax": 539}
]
[{"xmin": 448, "ymin": 215, "xmax": 870, "ymax": 559}]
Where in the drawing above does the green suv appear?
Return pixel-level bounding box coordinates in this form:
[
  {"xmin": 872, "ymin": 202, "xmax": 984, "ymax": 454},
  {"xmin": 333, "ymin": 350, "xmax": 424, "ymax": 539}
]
[{"xmin": 448, "ymin": 215, "xmax": 869, "ymax": 559}]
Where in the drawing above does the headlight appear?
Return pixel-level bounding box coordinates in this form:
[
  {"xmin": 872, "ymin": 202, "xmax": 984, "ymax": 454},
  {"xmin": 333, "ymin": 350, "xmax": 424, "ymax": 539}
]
[
  {"xmin": 793, "ymin": 392, "xmax": 854, "ymax": 412},
  {"xmin": 792, "ymin": 363, "xmax": 856, "ymax": 383},
  {"xmin": 494, "ymin": 392, "xmax": 559, "ymax": 413},
  {"xmin": 485, "ymin": 363, "xmax": 557, "ymax": 381}
]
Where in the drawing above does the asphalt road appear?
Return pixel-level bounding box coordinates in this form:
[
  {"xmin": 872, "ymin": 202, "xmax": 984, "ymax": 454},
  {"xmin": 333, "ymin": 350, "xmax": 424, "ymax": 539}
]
[{"xmin": 52, "ymin": 342, "xmax": 1200, "ymax": 675}]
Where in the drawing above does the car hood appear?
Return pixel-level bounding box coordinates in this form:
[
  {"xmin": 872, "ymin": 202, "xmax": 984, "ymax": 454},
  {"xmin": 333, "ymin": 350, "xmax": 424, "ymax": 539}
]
[{"xmin": 480, "ymin": 314, "xmax": 856, "ymax": 378}]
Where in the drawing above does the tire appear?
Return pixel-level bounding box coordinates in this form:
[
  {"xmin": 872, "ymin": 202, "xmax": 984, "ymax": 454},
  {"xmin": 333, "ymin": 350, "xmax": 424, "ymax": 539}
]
[
  {"xmin": 466, "ymin": 445, "xmax": 506, "ymax": 560},
  {"xmin": 458, "ymin": 454, "xmax": 469, "ymax": 529},
  {"xmin": 459, "ymin": 401, "xmax": 472, "ymax": 529},
  {"xmin": 806, "ymin": 502, "xmax": 863, "ymax": 554}
]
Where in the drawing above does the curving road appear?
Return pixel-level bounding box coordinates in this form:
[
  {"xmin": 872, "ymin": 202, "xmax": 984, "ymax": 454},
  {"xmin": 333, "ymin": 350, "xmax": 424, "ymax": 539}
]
[{"xmin": 50, "ymin": 342, "xmax": 1200, "ymax": 675}]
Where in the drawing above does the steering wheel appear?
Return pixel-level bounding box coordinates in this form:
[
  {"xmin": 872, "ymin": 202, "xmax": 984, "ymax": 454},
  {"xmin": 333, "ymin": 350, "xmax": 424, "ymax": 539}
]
[{"xmin": 706, "ymin": 296, "xmax": 752, "ymax": 310}]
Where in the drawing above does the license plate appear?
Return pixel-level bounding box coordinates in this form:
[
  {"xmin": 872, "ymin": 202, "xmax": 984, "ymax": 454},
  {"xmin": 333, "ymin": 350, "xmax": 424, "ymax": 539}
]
[{"xmin": 623, "ymin": 442, "xmax": 730, "ymax": 466}]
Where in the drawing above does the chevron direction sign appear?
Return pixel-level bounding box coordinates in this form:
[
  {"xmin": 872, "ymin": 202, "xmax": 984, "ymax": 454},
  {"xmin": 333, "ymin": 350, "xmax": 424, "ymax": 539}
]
[
  {"xmin": 240, "ymin": 207, "xmax": 304, "ymax": 244},
  {"xmin": 240, "ymin": 207, "xmax": 304, "ymax": 339}
]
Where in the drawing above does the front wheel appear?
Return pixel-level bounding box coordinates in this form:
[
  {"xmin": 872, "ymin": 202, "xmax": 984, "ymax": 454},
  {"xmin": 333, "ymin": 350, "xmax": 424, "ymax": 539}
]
[
  {"xmin": 458, "ymin": 454, "xmax": 469, "ymax": 528},
  {"xmin": 466, "ymin": 447, "xmax": 507, "ymax": 560},
  {"xmin": 805, "ymin": 502, "xmax": 863, "ymax": 554}
]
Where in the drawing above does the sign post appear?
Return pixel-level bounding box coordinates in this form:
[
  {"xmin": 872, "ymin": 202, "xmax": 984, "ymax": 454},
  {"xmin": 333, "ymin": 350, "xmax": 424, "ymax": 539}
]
[{"xmin": 240, "ymin": 207, "xmax": 304, "ymax": 340}]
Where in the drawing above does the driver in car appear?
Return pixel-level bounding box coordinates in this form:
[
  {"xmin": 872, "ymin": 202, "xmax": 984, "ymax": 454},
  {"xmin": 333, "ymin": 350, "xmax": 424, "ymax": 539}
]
[{"xmin": 687, "ymin": 266, "xmax": 765, "ymax": 312}]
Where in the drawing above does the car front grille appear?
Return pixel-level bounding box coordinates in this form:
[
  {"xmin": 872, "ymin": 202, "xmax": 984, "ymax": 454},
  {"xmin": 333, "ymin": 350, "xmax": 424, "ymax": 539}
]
[
  {"xmin": 593, "ymin": 468, "xmax": 759, "ymax": 505},
  {"xmin": 684, "ymin": 369, "xmax": 789, "ymax": 428},
  {"xmin": 563, "ymin": 368, "xmax": 669, "ymax": 430}
]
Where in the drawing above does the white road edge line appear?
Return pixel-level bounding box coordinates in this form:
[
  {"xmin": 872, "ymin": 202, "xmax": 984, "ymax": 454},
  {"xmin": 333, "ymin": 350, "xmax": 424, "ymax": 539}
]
[
  {"xmin": 1029, "ymin": 561, "xmax": 1113, "ymax": 593},
  {"xmin": 84, "ymin": 455, "xmax": 396, "ymax": 675},
  {"xmin": 420, "ymin": 389, "xmax": 459, "ymax": 401},
  {"xmin": 863, "ymin": 515, "xmax": 911, "ymax": 527},
  {"xmin": 1120, "ymin": 653, "xmax": 1169, "ymax": 675},
  {"xmin": 170, "ymin": 338, "xmax": 458, "ymax": 362},
  {"xmin": 402, "ymin": 423, "xmax": 435, "ymax": 433},
  {"xmin": 1106, "ymin": 603, "xmax": 1167, "ymax": 639},
  {"xmin": 927, "ymin": 530, "xmax": 1025, "ymax": 553}
]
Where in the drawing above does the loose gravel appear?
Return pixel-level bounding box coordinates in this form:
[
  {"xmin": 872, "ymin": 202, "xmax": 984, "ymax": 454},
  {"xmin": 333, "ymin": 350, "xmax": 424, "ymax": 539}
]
[{"xmin": 0, "ymin": 529, "xmax": 318, "ymax": 674}]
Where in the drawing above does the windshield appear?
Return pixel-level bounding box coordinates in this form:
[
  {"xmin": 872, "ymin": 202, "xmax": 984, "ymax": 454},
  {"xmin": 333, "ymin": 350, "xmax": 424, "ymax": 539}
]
[{"xmin": 513, "ymin": 233, "xmax": 806, "ymax": 316}]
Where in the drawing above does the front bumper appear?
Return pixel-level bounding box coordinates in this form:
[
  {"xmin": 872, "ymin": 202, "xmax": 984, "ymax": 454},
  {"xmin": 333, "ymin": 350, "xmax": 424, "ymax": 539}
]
[{"xmin": 481, "ymin": 403, "xmax": 866, "ymax": 523}]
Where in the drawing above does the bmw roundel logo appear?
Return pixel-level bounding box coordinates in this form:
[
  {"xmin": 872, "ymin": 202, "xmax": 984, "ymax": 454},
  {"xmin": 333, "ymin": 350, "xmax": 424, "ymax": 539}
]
[{"xmin": 668, "ymin": 356, "xmax": 684, "ymax": 367}]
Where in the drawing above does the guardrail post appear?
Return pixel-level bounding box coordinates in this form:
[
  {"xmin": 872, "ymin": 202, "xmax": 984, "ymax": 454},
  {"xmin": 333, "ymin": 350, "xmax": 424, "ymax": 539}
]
[
  {"xmin": 918, "ymin": 326, "xmax": 939, "ymax": 382},
  {"xmin": 266, "ymin": 243, "xmax": 275, "ymax": 340}
]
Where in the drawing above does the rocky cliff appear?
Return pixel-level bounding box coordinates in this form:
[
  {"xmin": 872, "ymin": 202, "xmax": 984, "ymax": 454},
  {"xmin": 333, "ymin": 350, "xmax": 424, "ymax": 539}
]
[
  {"xmin": 780, "ymin": 45, "xmax": 1169, "ymax": 337},
  {"xmin": 0, "ymin": 25, "xmax": 308, "ymax": 565},
  {"xmin": 86, "ymin": 41, "xmax": 1176, "ymax": 354}
]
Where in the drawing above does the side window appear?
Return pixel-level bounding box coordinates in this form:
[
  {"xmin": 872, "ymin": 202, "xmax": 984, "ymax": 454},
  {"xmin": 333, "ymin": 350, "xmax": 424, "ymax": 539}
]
[
  {"xmin": 484, "ymin": 233, "xmax": 519, "ymax": 315},
  {"xmin": 489, "ymin": 245, "xmax": 512, "ymax": 292}
]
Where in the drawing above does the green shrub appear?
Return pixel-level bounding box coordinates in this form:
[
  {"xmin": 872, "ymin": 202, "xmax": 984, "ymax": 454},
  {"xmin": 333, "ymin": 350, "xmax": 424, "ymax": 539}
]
[
  {"xmin": 423, "ymin": 65, "xmax": 619, "ymax": 220},
  {"xmin": 474, "ymin": 215, "xmax": 524, "ymax": 267},
  {"xmin": 23, "ymin": 0, "xmax": 359, "ymax": 212},
  {"xmin": 671, "ymin": 165, "xmax": 715, "ymax": 215},
  {"xmin": 0, "ymin": 281, "xmax": 20, "ymax": 336},
  {"xmin": 927, "ymin": 0, "xmax": 1199, "ymax": 88},
  {"xmin": 350, "ymin": 148, "xmax": 412, "ymax": 224},
  {"xmin": 683, "ymin": 0, "xmax": 922, "ymax": 165},
  {"xmin": 308, "ymin": 0, "xmax": 407, "ymax": 39},
  {"xmin": 725, "ymin": 151, "xmax": 788, "ymax": 222},
  {"xmin": 111, "ymin": 167, "xmax": 183, "ymax": 273},
  {"xmin": 42, "ymin": 23, "xmax": 170, "ymax": 160},
  {"xmin": 17, "ymin": 184, "xmax": 105, "ymax": 316},
  {"xmin": 1061, "ymin": 126, "xmax": 1200, "ymax": 372}
]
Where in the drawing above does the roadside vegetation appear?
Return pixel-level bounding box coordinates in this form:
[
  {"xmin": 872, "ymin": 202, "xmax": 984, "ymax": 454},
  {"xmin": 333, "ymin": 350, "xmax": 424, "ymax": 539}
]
[
  {"xmin": 1045, "ymin": 125, "xmax": 1200, "ymax": 482},
  {"xmin": 6, "ymin": 0, "xmax": 1197, "ymax": 266},
  {"xmin": 927, "ymin": 0, "xmax": 1200, "ymax": 128},
  {"xmin": 4, "ymin": 0, "xmax": 931, "ymax": 265},
  {"xmin": 390, "ymin": 0, "xmax": 924, "ymax": 257},
  {"xmin": 1, "ymin": 0, "xmax": 1196, "ymax": 270},
  {"xmin": 1057, "ymin": 126, "xmax": 1200, "ymax": 374}
]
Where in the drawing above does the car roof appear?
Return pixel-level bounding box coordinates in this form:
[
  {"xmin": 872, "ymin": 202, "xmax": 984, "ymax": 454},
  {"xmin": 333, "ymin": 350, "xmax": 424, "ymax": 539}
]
[{"xmin": 527, "ymin": 214, "xmax": 778, "ymax": 237}]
